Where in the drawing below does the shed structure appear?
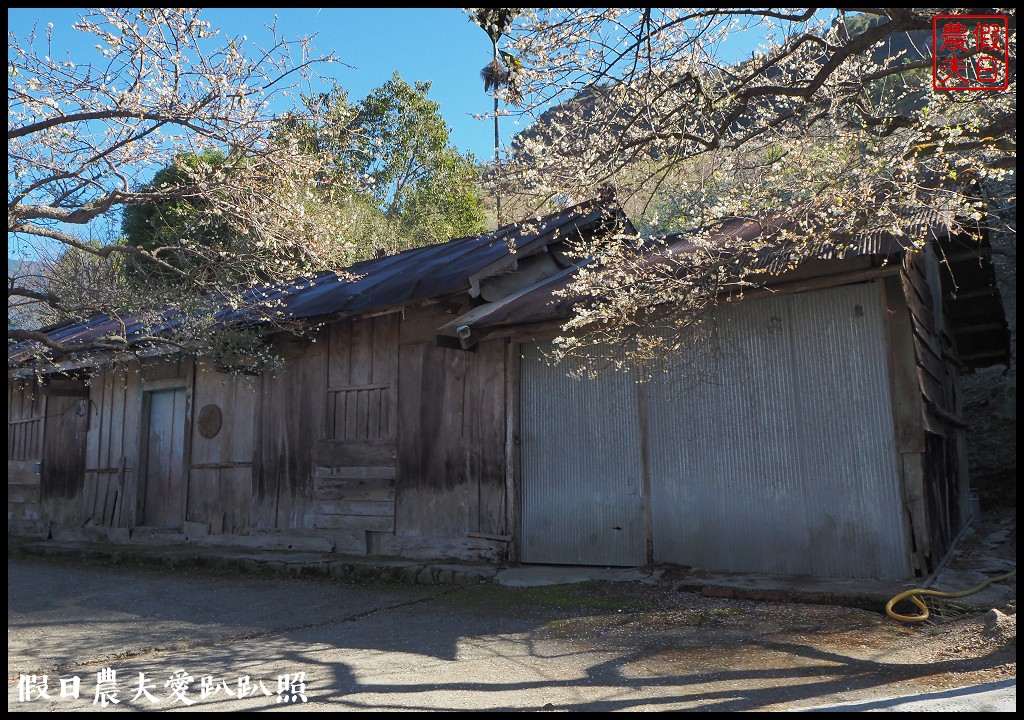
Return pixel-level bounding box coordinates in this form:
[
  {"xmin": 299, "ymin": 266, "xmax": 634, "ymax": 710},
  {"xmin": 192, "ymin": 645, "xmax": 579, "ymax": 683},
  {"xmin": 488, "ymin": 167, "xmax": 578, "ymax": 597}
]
[{"xmin": 8, "ymin": 196, "xmax": 1010, "ymax": 579}]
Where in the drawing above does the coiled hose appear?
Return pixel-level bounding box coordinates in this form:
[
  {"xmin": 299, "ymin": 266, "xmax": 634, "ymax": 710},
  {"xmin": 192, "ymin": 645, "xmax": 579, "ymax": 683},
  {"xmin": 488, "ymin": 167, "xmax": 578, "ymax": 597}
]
[{"xmin": 885, "ymin": 568, "xmax": 1017, "ymax": 623}]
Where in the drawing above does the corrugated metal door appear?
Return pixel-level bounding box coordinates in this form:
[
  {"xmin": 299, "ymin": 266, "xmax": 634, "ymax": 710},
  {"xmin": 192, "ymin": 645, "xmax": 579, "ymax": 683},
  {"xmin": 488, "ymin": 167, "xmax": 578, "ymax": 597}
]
[
  {"xmin": 519, "ymin": 345, "xmax": 646, "ymax": 566},
  {"xmin": 646, "ymin": 282, "xmax": 909, "ymax": 578},
  {"xmin": 142, "ymin": 387, "xmax": 187, "ymax": 528}
]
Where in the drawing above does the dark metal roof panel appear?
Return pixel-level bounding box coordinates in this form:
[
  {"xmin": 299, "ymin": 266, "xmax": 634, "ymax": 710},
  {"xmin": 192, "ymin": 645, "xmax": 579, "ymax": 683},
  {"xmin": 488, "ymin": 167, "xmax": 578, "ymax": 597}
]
[
  {"xmin": 9, "ymin": 196, "xmax": 621, "ymax": 366},
  {"xmin": 460, "ymin": 212, "xmax": 1010, "ymax": 374}
]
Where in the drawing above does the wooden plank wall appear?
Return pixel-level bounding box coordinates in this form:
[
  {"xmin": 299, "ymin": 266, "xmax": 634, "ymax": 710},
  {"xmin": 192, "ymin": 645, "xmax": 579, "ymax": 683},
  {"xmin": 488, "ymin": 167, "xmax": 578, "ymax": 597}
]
[
  {"xmin": 8, "ymin": 378, "xmax": 45, "ymax": 523},
  {"xmin": 77, "ymin": 363, "xmax": 144, "ymax": 528},
  {"xmin": 393, "ymin": 304, "xmax": 508, "ymax": 559},
  {"xmin": 902, "ymin": 248, "xmax": 950, "ymax": 435},
  {"xmin": 897, "ymin": 246, "xmax": 969, "ymax": 570},
  {"xmin": 188, "ymin": 362, "xmax": 258, "ymax": 534},
  {"xmin": 253, "ymin": 333, "xmax": 326, "ymax": 531},
  {"xmin": 883, "ymin": 276, "xmax": 929, "ymax": 574},
  {"xmin": 8, "ymin": 377, "xmax": 44, "ymax": 461},
  {"xmin": 72, "ymin": 357, "xmax": 188, "ymax": 530},
  {"xmin": 39, "ymin": 383, "xmax": 89, "ymax": 504},
  {"xmin": 313, "ymin": 314, "xmax": 399, "ymax": 548},
  {"xmin": 325, "ymin": 313, "xmax": 398, "ymax": 443}
]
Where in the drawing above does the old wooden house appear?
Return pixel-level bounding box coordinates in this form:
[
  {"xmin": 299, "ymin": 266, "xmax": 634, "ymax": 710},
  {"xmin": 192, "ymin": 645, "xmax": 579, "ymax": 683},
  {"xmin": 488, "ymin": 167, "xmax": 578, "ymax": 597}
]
[{"xmin": 8, "ymin": 196, "xmax": 1010, "ymax": 579}]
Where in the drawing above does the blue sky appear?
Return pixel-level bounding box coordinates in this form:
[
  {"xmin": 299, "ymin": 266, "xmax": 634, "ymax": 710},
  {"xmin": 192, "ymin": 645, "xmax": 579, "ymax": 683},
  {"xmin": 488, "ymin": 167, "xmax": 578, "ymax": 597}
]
[
  {"xmin": 8, "ymin": 7, "xmax": 514, "ymax": 162},
  {"xmin": 9, "ymin": 8, "xmax": 814, "ymax": 162}
]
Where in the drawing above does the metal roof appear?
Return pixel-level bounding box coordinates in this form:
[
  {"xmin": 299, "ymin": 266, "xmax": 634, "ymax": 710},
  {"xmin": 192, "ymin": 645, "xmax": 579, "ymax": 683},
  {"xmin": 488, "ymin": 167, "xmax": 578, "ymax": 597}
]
[
  {"xmin": 8, "ymin": 196, "xmax": 627, "ymax": 367},
  {"xmin": 9, "ymin": 197, "xmax": 1009, "ymax": 372},
  {"xmin": 446, "ymin": 211, "xmax": 1011, "ymax": 371}
]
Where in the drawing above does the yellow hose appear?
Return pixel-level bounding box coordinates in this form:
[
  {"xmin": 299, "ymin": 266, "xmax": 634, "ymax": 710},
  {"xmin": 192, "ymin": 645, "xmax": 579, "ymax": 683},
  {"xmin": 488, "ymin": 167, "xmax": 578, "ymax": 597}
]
[{"xmin": 885, "ymin": 568, "xmax": 1016, "ymax": 623}]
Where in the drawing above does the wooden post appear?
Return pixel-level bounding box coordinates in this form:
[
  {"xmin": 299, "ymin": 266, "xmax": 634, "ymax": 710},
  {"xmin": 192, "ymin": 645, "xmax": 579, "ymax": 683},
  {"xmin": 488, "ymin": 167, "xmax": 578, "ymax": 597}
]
[
  {"xmin": 881, "ymin": 276, "xmax": 930, "ymax": 573},
  {"xmin": 504, "ymin": 339, "xmax": 520, "ymax": 563}
]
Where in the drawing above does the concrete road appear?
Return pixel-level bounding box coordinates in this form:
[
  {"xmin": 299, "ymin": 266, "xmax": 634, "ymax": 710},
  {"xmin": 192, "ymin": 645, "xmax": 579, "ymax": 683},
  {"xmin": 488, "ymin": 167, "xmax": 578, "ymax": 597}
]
[
  {"xmin": 7, "ymin": 555, "xmax": 1015, "ymax": 712},
  {"xmin": 802, "ymin": 680, "xmax": 1016, "ymax": 711}
]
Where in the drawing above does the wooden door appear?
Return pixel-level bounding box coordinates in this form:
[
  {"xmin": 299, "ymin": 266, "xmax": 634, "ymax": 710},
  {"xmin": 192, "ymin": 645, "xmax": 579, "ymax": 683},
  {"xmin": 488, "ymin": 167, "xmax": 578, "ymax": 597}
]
[{"xmin": 141, "ymin": 387, "xmax": 187, "ymax": 527}]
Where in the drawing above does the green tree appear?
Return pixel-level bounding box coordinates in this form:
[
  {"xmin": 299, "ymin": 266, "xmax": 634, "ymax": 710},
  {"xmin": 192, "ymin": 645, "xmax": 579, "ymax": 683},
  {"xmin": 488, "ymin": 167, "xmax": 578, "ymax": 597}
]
[
  {"xmin": 120, "ymin": 151, "xmax": 238, "ymax": 280},
  {"xmin": 118, "ymin": 72, "xmax": 484, "ymax": 292},
  {"xmin": 286, "ymin": 72, "xmax": 486, "ymax": 254}
]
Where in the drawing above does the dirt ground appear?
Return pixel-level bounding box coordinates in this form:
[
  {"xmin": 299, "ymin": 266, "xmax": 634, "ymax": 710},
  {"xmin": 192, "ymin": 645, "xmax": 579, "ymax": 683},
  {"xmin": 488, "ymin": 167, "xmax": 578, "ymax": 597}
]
[
  {"xmin": 447, "ymin": 502, "xmax": 1016, "ymax": 710},
  {"xmin": 7, "ymin": 503, "xmax": 1015, "ymax": 711}
]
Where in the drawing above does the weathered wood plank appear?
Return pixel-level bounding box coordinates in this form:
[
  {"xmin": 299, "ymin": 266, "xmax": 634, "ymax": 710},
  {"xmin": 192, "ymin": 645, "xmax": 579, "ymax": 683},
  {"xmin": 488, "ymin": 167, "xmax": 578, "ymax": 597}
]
[
  {"xmin": 8, "ymin": 381, "xmax": 45, "ymax": 462},
  {"xmin": 372, "ymin": 313, "xmax": 400, "ymax": 385},
  {"xmin": 313, "ymin": 487, "xmax": 393, "ymax": 503},
  {"xmin": 320, "ymin": 529, "xmax": 370, "ymax": 555},
  {"xmin": 505, "ymin": 341, "xmax": 521, "ymax": 562},
  {"xmin": 355, "ymin": 388, "xmax": 369, "ymax": 440},
  {"xmin": 901, "ymin": 270, "xmax": 936, "ymax": 335},
  {"xmin": 41, "ymin": 391, "xmax": 88, "ymax": 507},
  {"xmin": 367, "ymin": 387, "xmax": 382, "ymax": 440},
  {"xmin": 7, "ymin": 416, "xmax": 43, "ymax": 426},
  {"xmin": 909, "ymin": 315, "xmax": 943, "ymax": 367},
  {"xmin": 222, "ymin": 465, "xmax": 252, "ymax": 534},
  {"xmin": 141, "ymin": 355, "xmax": 186, "ymax": 382},
  {"xmin": 397, "ymin": 342, "xmax": 475, "ymax": 536},
  {"xmin": 190, "ymin": 462, "xmax": 252, "ymax": 469},
  {"xmin": 904, "ymin": 254, "xmax": 934, "ymax": 310},
  {"xmin": 344, "ymin": 384, "xmax": 359, "ymax": 441},
  {"xmin": 371, "ymin": 533, "xmax": 506, "ymax": 562},
  {"xmin": 253, "ymin": 369, "xmax": 281, "ymax": 529},
  {"xmin": 350, "ymin": 316, "xmax": 374, "ymax": 387},
  {"xmin": 327, "ymin": 383, "xmax": 390, "ymax": 393},
  {"xmin": 253, "ymin": 340, "xmax": 324, "ymax": 531},
  {"xmin": 189, "ymin": 364, "xmax": 226, "ymax": 466},
  {"xmin": 316, "ymin": 500, "xmax": 395, "ymax": 517},
  {"xmin": 119, "ymin": 368, "xmax": 142, "ymax": 528},
  {"xmin": 464, "ymin": 339, "xmax": 481, "ymax": 524},
  {"xmin": 902, "ymin": 453, "xmax": 930, "ymax": 561},
  {"xmin": 376, "ymin": 315, "xmax": 400, "ymax": 438},
  {"xmin": 95, "ymin": 368, "xmax": 111, "ymax": 472},
  {"xmin": 313, "ymin": 439, "xmax": 396, "ymax": 467},
  {"xmin": 8, "ymin": 483, "xmax": 41, "ymax": 504},
  {"xmin": 108, "ymin": 370, "xmax": 126, "ymax": 489},
  {"xmin": 41, "ymin": 382, "xmax": 90, "ymax": 397},
  {"xmin": 328, "ymin": 319, "xmax": 352, "ymax": 388},
  {"xmin": 398, "ymin": 304, "xmax": 450, "ymax": 345},
  {"xmin": 475, "ymin": 338, "xmax": 507, "ymax": 536},
  {"xmin": 91, "ymin": 473, "xmax": 111, "ymax": 526},
  {"xmin": 915, "ymin": 364, "xmax": 947, "ymax": 411},
  {"xmin": 314, "ymin": 466, "xmax": 396, "ymax": 479},
  {"xmin": 187, "ymin": 467, "xmax": 219, "ymax": 530},
  {"xmin": 333, "ymin": 391, "xmax": 347, "ymax": 441},
  {"xmin": 881, "ymin": 278, "xmax": 926, "ymax": 454},
  {"xmin": 314, "ymin": 513, "xmax": 394, "ymax": 532},
  {"xmin": 396, "ymin": 342, "xmax": 425, "ymax": 532},
  {"xmin": 102, "ymin": 465, "xmax": 120, "ymax": 527},
  {"xmin": 8, "ymin": 460, "xmax": 39, "ymax": 485},
  {"xmin": 315, "ymin": 476, "xmax": 394, "ymax": 493}
]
